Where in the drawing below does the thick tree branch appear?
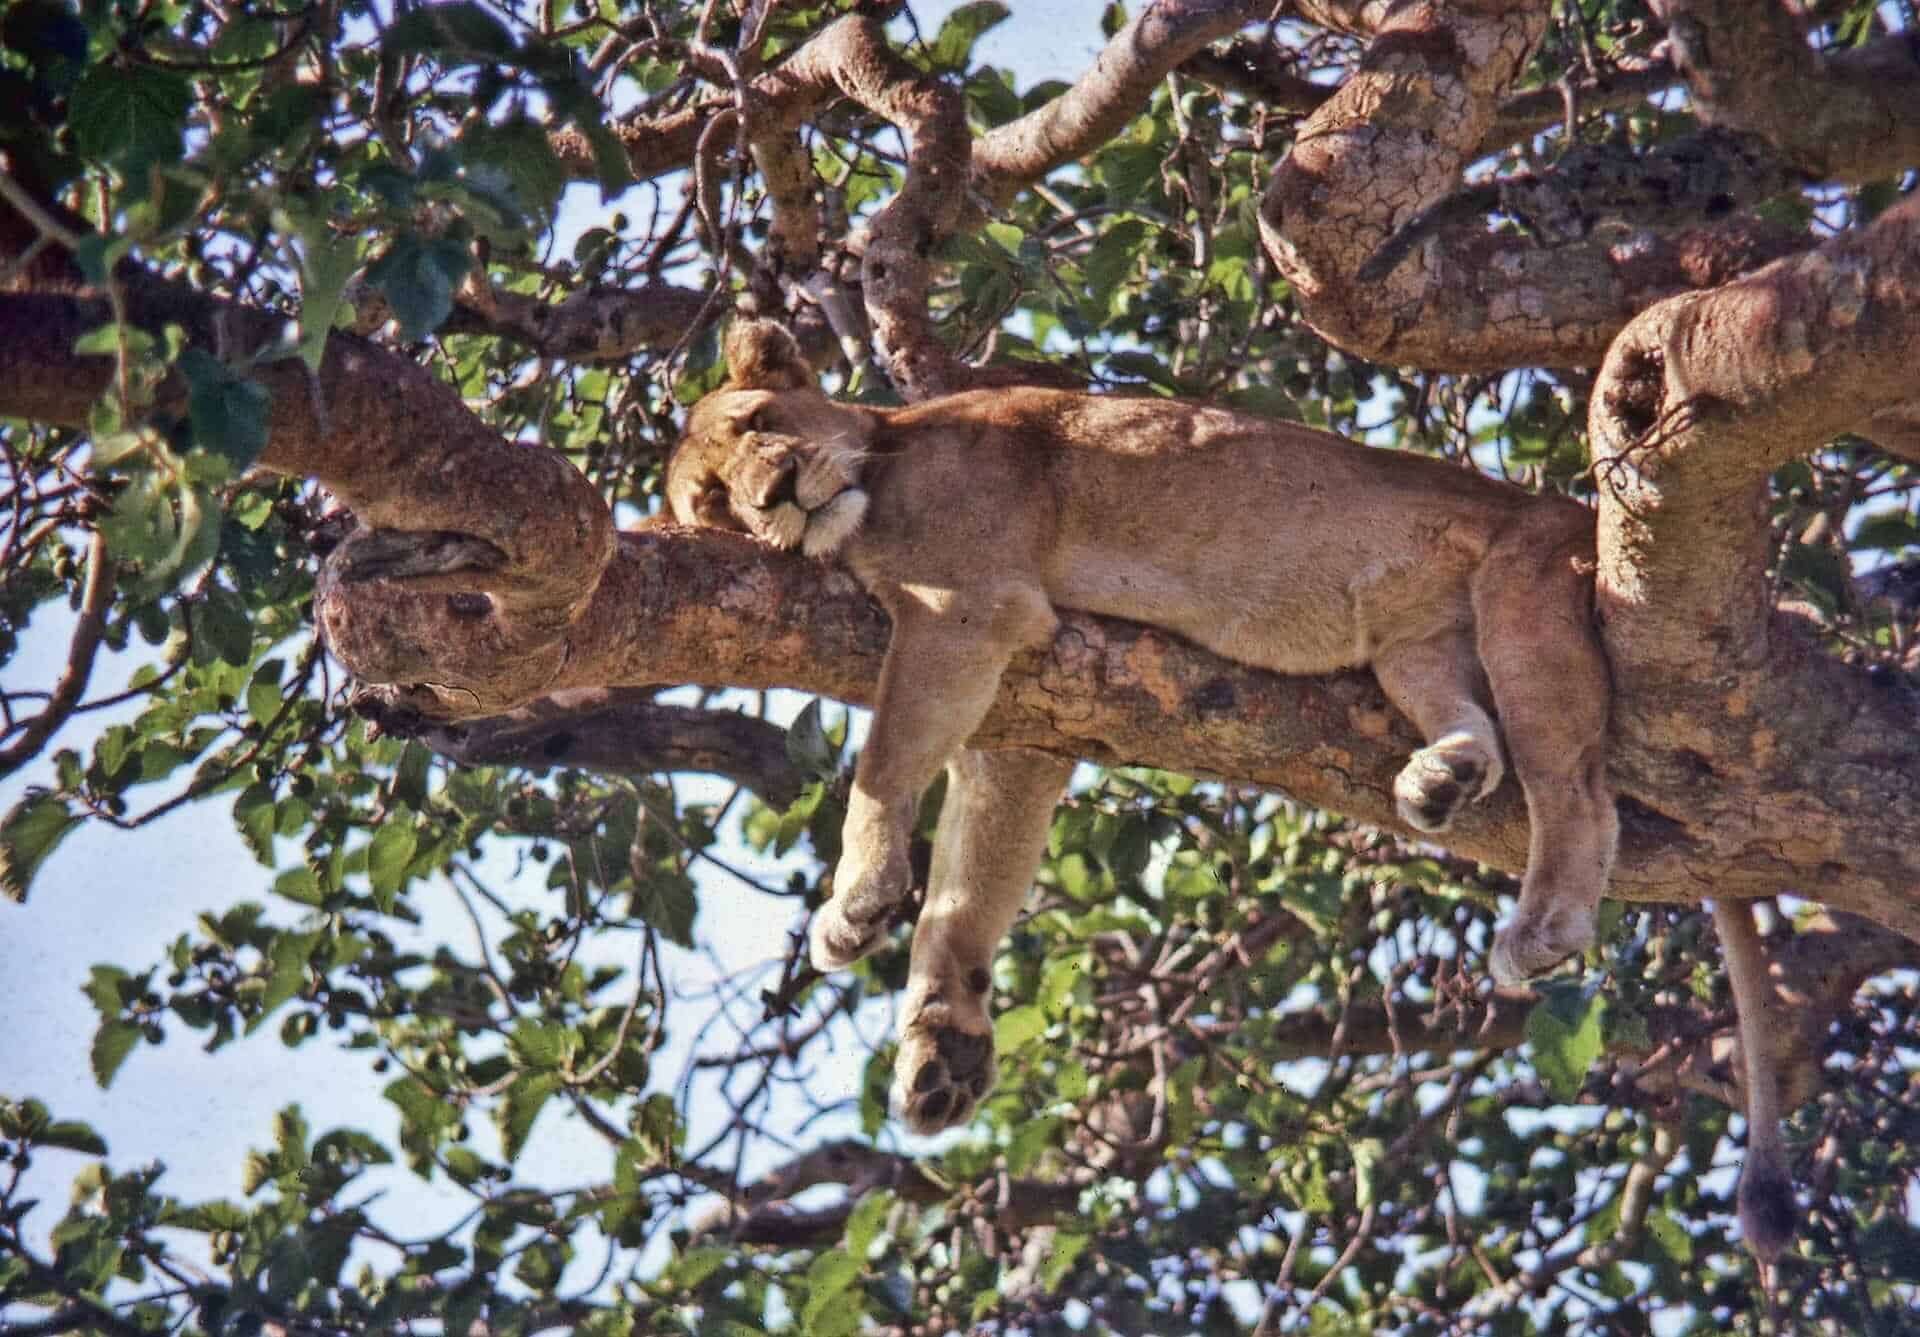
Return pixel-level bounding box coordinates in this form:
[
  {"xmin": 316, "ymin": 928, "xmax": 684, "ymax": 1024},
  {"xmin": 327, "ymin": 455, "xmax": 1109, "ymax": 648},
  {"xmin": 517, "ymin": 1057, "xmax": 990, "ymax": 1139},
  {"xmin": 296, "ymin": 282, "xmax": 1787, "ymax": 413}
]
[
  {"xmin": 308, "ymin": 515, "xmax": 1920, "ymax": 940},
  {"xmin": 1184, "ymin": 40, "xmax": 1677, "ymax": 160},
  {"xmin": 406, "ymin": 688, "xmax": 805, "ymax": 808},
  {"xmin": 0, "ymin": 279, "xmax": 617, "ymax": 713},
  {"xmin": 1655, "ymin": 0, "xmax": 1920, "ymax": 182},
  {"xmin": 5, "ymin": 263, "xmax": 1919, "ymax": 932},
  {"xmin": 757, "ymin": 15, "xmax": 972, "ymax": 399},
  {"xmin": 1588, "ymin": 191, "xmax": 1920, "ymax": 945},
  {"xmin": 1591, "ymin": 192, "xmax": 1920, "ymax": 671}
]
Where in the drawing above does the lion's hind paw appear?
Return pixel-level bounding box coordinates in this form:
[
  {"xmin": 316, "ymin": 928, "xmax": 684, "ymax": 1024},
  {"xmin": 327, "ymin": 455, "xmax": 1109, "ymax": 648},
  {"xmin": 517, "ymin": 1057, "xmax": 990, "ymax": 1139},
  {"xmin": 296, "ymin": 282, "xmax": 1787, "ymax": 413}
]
[
  {"xmin": 891, "ymin": 1015, "xmax": 995, "ymax": 1135},
  {"xmin": 1393, "ymin": 738, "xmax": 1498, "ymax": 833}
]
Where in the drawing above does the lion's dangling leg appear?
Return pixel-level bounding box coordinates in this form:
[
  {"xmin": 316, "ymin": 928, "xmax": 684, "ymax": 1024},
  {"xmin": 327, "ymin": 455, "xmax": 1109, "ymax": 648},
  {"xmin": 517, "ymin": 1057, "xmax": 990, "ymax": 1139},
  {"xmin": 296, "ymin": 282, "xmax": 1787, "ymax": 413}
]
[
  {"xmin": 1474, "ymin": 510, "xmax": 1618, "ymax": 983},
  {"xmin": 813, "ymin": 581, "xmax": 1059, "ymax": 972},
  {"xmin": 891, "ymin": 747, "xmax": 1074, "ymax": 1134}
]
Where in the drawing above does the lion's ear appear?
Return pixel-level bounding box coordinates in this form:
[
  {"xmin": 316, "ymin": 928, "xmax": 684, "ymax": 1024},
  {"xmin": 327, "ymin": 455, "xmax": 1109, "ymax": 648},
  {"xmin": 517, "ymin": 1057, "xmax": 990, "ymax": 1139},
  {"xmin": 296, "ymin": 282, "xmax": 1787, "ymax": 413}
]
[{"xmin": 723, "ymin": 320, "xmax": 812, "ymax": 391}]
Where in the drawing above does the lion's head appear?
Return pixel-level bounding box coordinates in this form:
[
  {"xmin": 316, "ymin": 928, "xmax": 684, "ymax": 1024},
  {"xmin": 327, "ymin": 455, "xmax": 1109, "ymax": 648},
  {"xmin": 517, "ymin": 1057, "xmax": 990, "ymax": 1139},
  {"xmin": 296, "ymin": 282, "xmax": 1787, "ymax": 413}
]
[{"xmin": 666, "ymin": 322, "xmax": 874, "ymax": 559}]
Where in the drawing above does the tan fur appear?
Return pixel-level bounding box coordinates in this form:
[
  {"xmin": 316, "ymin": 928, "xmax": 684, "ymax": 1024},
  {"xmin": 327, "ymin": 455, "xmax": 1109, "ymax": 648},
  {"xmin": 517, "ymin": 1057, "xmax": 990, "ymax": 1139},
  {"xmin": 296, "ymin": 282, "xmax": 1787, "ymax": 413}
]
[{"xmin": 669, "ymin": 321, "xmax": 1620, "ymax": 1133}]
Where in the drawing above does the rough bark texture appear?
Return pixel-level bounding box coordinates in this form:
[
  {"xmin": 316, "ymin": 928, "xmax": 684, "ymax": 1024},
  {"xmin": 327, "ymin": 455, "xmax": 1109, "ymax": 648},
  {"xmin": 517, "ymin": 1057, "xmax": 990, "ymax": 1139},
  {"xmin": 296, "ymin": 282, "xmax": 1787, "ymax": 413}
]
[{"xmin": 1656, "ymin": 0, "xmax": 1920, "ymax": 181}]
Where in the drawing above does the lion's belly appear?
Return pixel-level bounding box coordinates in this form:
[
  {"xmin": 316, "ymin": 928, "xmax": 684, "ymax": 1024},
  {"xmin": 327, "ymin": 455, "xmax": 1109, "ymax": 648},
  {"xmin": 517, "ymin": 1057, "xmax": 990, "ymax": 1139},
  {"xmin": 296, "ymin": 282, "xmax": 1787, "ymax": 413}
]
[{"xmin": 1049, "ymin": 544, "xmax": 1478, "ymax": 677}]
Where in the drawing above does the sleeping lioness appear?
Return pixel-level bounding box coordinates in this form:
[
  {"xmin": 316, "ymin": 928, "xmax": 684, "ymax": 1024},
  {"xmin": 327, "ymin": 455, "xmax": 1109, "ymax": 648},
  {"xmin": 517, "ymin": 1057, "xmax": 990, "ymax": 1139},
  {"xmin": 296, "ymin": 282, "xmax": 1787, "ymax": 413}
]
[{"xmin": 667, "ymin": 322, "xmax": 1617, "ymax": 1134}]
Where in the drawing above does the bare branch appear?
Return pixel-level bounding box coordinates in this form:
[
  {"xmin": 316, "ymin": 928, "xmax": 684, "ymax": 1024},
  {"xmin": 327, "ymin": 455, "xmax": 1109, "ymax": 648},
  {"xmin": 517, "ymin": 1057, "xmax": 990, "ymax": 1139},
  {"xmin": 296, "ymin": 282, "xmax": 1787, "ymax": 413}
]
[
  {"xmin": 410, "ymin": 688, "xmax": 806, "ymax": 808},
  {"xmin": 443, "ymin": 278, "xmax": 713, "ymax": 363},
  {"xmin": 0, "ymin": 531, "xmax": 114, "ymax": 778},
  {"xmin": 971, "ymin": 0, "xmax": 1263, "ymax": 208}
]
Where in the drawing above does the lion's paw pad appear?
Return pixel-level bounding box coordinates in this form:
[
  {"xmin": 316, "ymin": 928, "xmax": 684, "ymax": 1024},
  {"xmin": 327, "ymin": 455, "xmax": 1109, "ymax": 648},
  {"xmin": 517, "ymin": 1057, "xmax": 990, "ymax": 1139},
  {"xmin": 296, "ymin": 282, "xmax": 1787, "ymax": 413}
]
[
  {"xmin": 1394, "ymin": 748, "xmax": 1489, "ymax": 833},
  {"xmin": 891, "ymin": 1024, "xmax": 995, "ymax": 1135}
]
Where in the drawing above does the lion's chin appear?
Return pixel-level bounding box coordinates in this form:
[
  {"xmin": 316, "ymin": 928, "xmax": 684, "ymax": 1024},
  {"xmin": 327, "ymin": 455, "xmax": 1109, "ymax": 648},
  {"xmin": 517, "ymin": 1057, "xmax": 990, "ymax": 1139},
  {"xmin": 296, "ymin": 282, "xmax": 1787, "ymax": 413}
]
[{"xmin": 801, "ymin": 489, "xmax": 868, "ymax": 558}]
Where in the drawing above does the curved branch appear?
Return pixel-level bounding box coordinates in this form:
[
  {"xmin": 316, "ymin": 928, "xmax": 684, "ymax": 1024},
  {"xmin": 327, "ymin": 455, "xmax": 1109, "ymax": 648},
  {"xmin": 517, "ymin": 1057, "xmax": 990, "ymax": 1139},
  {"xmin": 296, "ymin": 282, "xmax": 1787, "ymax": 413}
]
[
  {"xmin": 760, "ymin": 15, "xmax": 973, "ymax": 398},
  {"xmin": 1585, "ymin": 191, "xmax": 1920, "ymax": 946},
  {"xmin": 971, "ymin": 0, "xmax": 1263, "ymax": 208},
  {"xmin": 0, "ymin": 531, "xmax": 114, "ymax": 778},
  {"xmin": 0, "ymin": 279, "xmax": 617, "ymax": 714},
  {"xmin": 1591, "ymin": 191, "xmax": 1920, "ymax": 667}
]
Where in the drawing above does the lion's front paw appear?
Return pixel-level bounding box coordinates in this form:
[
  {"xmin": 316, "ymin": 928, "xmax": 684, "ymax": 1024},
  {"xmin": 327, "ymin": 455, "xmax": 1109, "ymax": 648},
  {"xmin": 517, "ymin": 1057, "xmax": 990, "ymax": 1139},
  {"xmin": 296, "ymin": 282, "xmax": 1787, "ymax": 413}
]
[
  {"xmin": 1488, "ymin": 905, "xmax": 1596, "ymax": 984},
  {"xmin": 808, "ymin": 897, "xmax": 896, "ymax": 972},
  {"xmin": 808, "ymin": 849, "xmax": 913, "ymax": 971},
  {"xmin": 1394, "ymin": 736, "xmax": 1500, "ymax": 833},
  {"xmin": 891, "ymin": 1011, "xmax": 995, "ymax": 1135}
]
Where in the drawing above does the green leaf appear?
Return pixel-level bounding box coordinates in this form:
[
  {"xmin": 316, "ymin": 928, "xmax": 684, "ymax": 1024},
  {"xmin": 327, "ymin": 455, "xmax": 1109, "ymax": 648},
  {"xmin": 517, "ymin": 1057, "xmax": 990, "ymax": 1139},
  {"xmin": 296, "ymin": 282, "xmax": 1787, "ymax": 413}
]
[
  {"xmin": 1083, "ymin": 218, "xmax": 1149, "ymax": 311},
  {"xmin": 1351, "ymin": 1136, "xmax": 1385, "ymax": 1210},
  {"xmin": 801, "ymin": 1249, "xmax": 862, "ymax": 1330},
  {"xmin": 293, "ymin": 229, "xmax": 361, "ymax": 372},
  {"xmin": 1097, "ymin": 142, "xmax": 1163, "ymax": 206},
  {"xmin": 460, "ymin": 117, "xmax": 566, "ymax": 221},
  {"xmin": 785, "ymin": 698, "xmax": 838, "ymax": 780},
  {"xmin": 1526, "ymin": 978, "xmax": 1607, "ymax": 1102},
  {"xmin": 508, "ymin": 1019, "xmax": 578, "ymax": 1072},
  {"xmin": 82, "ymin": 964, "xmax": 133, "ymax": 1016},
  {"xmin": 0, "ymin": 792, "xmax": 80, "ymax": 903},
  {"xmin": 364, "ymin": 234, "xmax": 470, "ymax": 343},
  {"xmin": 1851, "ymin": 511, "xmax": 1920, "ymax": 553},
  {"xmin": 628, "ymin": 870, "xmax": 696, "ymax": 948},
  {"xmin": 497, "ymin": 1072, "xmax": 558, "ymax": 1163},
  {"xmin": 366, "ymin": 821, "xmax": 418, "ymax": 901},
  {"xmin": 248, "ymin": 932, "xmax": 316, "ymax": 1033},
  {"xmin": 1006, "ymin": 1114, "xmax": 1061, "ymax": 1175},
  {"xmin": 662, "ymin": 1244, "xmax": 729, "ymax": 1291},
  {"xmin": 90, "ymin": 1019, "xmax": 141, "ymax": 1087},
  {"xmin": 1039, "ymin": 1231, "xmax": 1089, "ymax": 1293},
  {"xmin": 68, "ymin": 63, "xmax": 191, "ymax": 171},
  {"xmin": 844, "ymin": 1189, "xmax": 893, "ymax": 1260},
  {"xmin": 192, "ymin": 587, "xmax": 253, "ymax": 666},
  {"xmin": 245, "ymin": 671, "xmax": 284, "ymax": 731},
  {"xmin": 179, "ymin": 347, "xmax": 270, "ymax": 475},
  {"xmin": 859, "ymin": 1049, "xmax": 891, "ymax": 1138},
  {"xmin": 273, "ymin": 866, "xmax": 325, "ymax": 906},
  {"xmin": 993, "ymin": 1003, "xmax": 1047, "ymax": 1053},
  {"xmin": 1104, "ymin": 350, "xmax": 1176, "ymax": 389},
  {"xmin": 37, "ymin": 1118, "xmax": 108, "ymax": 1156},
  {"xmin": 1645, "ymin": 1207, "xmax": 1692, "ymax": 1264},
  {"xmin": 929, "ymin": 1, "xmax": 1009, "ymax": 70}
]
